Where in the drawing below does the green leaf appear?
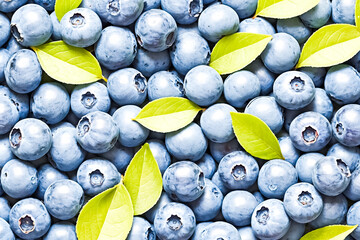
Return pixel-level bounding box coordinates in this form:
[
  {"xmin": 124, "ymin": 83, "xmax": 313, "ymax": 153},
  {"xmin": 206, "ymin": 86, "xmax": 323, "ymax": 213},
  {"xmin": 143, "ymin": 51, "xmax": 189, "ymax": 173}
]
[
  {"xmin": 356, "ymin": 0, "xmax": 360, "ymax": 30},
  {"xmin": 230, "ymin": 112, "xmax": 284, "ymax": 160},
  {"xmin": 300, "ymin": 225, "xmax": 358, "ymax": 240},
  {"xmin": 31, "ymin": 41, "xmax": 106, "ymax": 85},
  {"xmin": 210, "ymin": 32, "xmax": 272, "ymax": 75},
  {"xmin": 55, "ymin": 0, "xmax": 82, "ymax": 21},
  {"xmin": 133, "ymin": 97, "xmax": 202, "ymax": 133},
  {"xmin": 254, "ymin": 0, "xmax": 320, "ymax": 19},
  {"xmin": 124, "ymin": 143, "xmax": 163, "ymax": 215},
  {"xmin": 296, "ymin": 24, "xmax": 360, "ymax": 68},
  {"xmin": 76, "ymin": 184, "xmax": 134, "ymax": 240}
]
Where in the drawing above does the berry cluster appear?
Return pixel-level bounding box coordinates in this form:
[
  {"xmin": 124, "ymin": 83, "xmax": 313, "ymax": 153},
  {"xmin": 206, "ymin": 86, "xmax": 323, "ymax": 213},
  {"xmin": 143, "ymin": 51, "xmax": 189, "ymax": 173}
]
[{"xmin": 0, "ymin": 0, "xmax": 360, "ymax": 240}]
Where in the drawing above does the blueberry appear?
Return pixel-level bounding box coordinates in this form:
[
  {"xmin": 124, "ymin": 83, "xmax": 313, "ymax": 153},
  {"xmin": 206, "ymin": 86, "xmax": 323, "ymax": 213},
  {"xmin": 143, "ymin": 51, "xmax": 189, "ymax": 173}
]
[
  {"xmin": 188, "ymin": 179, "xmax": 223, "ymax": 221},
  {"xmin": 0, "ymin": 13, "xmax": 10, "ymax": 48},
  {"xmin": 9, "ymin": 198, "xmax": 51, "ymax": 239},
  {"xmin": 251, "ymin": 199, "xmax": 291, "ymax": 240},
  {"xmin": 135, "ymin": 9, "xmax": 177, "ymax": 52},
  {"xmin": 44, "ymin": 179, "xmax": 84, "ymax": 220},
  {"xmin": 5, "ymin": 36, "xmax": 24, "ymax": 55},
  {"xmin": 49, "ymin": 12, "xmax": 61, "ymax": 40},
  {"xmin": 303, "ymin": 88, "xmax": 333, "ymax": 120},
  {"xmin": 199, "ymin": 221, "xmax": 241, "ymax": 240},
  {"xmin": 222, "ymin": 190, "xmax": 258, "ymax": 227},
  {"xmin": 71, "ymin": 82, "xmax": 110, "ymax": 118},
  {"xmin": 299, "ymin": 67, "xmax": 327, "ymax": 88},
  {"xmin": 238, "ymin": 226, "xmax": 257, "ymax": 240},
  {"xmin": 31, "ymin": 82, "xmax": 70, "ymax": 124},
  {"xmin": 331, "ymin": 0, "xmax": 356, "ymax": 24},
  {"xmin": 112, "ymin": 105, "xmax": 149, "ymax": 148},
  {"xmin": 0, "ymin": 0, "xmax": 27, "ymax": 13},
  {"xmin": 0, "ymin": 159, "xmax": 38, "ymax": 199},
  {"xmin": 145, "ymin": 192, "xmax": 172, "ymax": 223},
  {"xmin": 310, "ymin": 194, "xmax": 348, "ymax": 229},
  {"xmin": 245, "ymin": 59, "xmax": 276, "ymax": 95},
  {"xmin": 163, "ymin": 161, "xmax": 205, "ymax": 202},
  {"xmin": 198, "ymin": 4, "xmax": 239, "ymax": 42},
  {"xmin": 10, "ymin": 4, "xmax": 52, "ymax": 47},
  {"xmin": 278, "ymin": 135, "xmax": 301, "ymax": 165},
  {"xmin": 0, "ymin": 197, "xmax": 10, "ymax": 221},
  {"xmin": 209, "ymin": 138, "xmax": 242, "ymax": 163},
  {"xmin": 0, "ymin": 96, "xmax": 19, "ymax": 135},
  {"xmin": 0, "ymin": 85, "xmax": 30, "ymax": 120},
  {"xmin": 165, "ymin": 123, "xmax": 207, "ymax": 161},
  {"xmin": 218, "ymin": 151, "xmax": 259, "ymax": 190},
  {"xmin": 49, "ymin": 122, "xmax": 85, "ymax": 172},
  {"xmin": 148, "ymin": 139, "xmax": 171, "ymax": 174},
  {"xmin": 34, "ymin": 0, "xmax": 55, "ymax": 11},
  {"xmin": 177, "ymin": 22, "xmax": 201, "ymax": 36},
  {"xmin": 76, "ymin": 111, "xmax": 119, "ymax": 153},
  {"xmin": 261, "ymin": 33, "xmax": 300, "ymax": 74},
  {"xmin": 222, "ymin": 0, "xmax": 257, "ymax": 19},
  {"xmin": 132, "ymin": 48, "xmax": 171, "ymax": 77},
  {"xmin": 273, "ymin": 71, "xmax": 315, "ymax": 110},
  {"xmin": 280, "ymin": 221, "xmax": 305, "ymax": 240},
  {"xmin": 147, "ymin": 70, "xmax": 184, "ymax": 101},
  {"xmin": 170, "ymin": 31, "xmax": 210, "ymax": 75},
  {"xmin": 258, "ymin": 159, "xmax": 298, "ymax": 199},
  {"xmin": 77, "ymin": 158, "xmax": 121, "ymax": 196},
  {"xmin": 313, "ymin": 156, "xmax": 351, "ymax": 196},
  {"xmin": 107, "ymin": 68, "xmax": 147, "ymax": 106},
  {"xmin": 184, "ymin": 65, "xmax": 223, "ymax": 106},
  {"xmin": 0, "ymin": 49, "xmax": 10, "ymax": 82},
  {"xmin": 283, "ymin": 182, "xmax": 323, "ymax": 223},
  {"xmin": 191, "ymin": 222, "xmax": 213, "ymax": 240},
  {"xmin": 0, "ymin": 218, "xmax": 15, "ymax": 240},
  {"xmin": 327, "ymin": 143, "xmax": 360, "ymax": 172},
  {"xmin": 5, "ymin": 49, "xmax": 42, "ymax": 94},
  {"xmin": 95, "ymin": 26, "xmax": 137, "ymax": 70},
  {"xmin": 224, "ymin": 70, "xmax": 261, "ymax": 108},
  {"xmin": 239, "ymin": 17, "xmax": 276, "ymax": 35},
  {"xmin": 196, "ymin": 153, "xmax": 216, "ymax": 179},
  {"xmin": 100, "ymin": 142, "xmax": 134, "ymax": 173},
  {"xmin": 144, "ymin": 0, "xmax": 160, "ymax": 11},
  {"xmin": 332, "ymin": 104, "xmax": 360, "ymax": 147},
  {"xmin": 344, "ymin": 166, "xmax": 360, "ymax": 201},
  {"xmin": 154, "ymin": 202, "xmax": 196, "ymax": 240},
  {"xmin": 161, "ymin": 0, "xmax": 203, "ymax": 25},
  {"xmin": 43, "ymin": 221, "xmax": 77, "ymax": 240},
  {"xmin": 79, "ymin": 0, "xmax": 97, "ymax": 11},
  {"xmin": 300, "ymin": 0, "xmax": 331, "ymax": 28},
  {"xmin": 347, "ymin": 201, "xmax": 360, "ymax": 239},
  {"xmin": 128, "ymin": 217, "xmax": 156, "ymax": 240},
  {"xmin": 95, "ymin": 0, "xmax": 144, "ymax": 26},
  {"xmin": 211, "ymin": 171, "xmax": 230, "ymax": 196},
  {"xmin": 200, "ymin": 103, "xmax": 237, "ymax": 143},
  {"xmin": 60, "ymin": 8, "xmax": 102, "ymax": 48},
  {"xmin": 276, "ymin": 17, "xmax": 312, "ymax": 44},
  {"xmin": 289, "ymin": 111, "xmax": 332, "ymax": 152},
  {"xmin": 295, "ymin": 152, "xmax": 324, "ymax": 184},
  {"xmin": 324, "ymin": 64, "xmax": 360, "ymax": 104},
  {"xmin": 35, "ymin": 163, "xmax": 68, "ymax": 200},
  {"xmin": 245, "ymin": 96, "xmax": 284, "ymax": 134},
  {"xmin": 9, "ymin": 118, "xmax": 52, "ymax": 160}
]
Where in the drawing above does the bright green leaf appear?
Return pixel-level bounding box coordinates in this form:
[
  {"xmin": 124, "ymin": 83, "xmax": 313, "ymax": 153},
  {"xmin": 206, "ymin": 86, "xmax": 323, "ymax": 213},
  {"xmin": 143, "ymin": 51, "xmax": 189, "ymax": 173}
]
[
  {"xmin": 76, "ymin": 184, "xmax": 134, "ymax": 240},
  {"xmin": 210, "ymin": 32, "xmax": 272, "ymax": 75},
  {"xmin": 133, "ymin": 97, "xmax": 202, "ymax": 133},
  {"xmin": 254, "ymin": 0, "xmax": 320, "ymax": 19},
  {"xmin": 55, "ymin": 0, "xmax": 82, "ymax": 21},
  {"xmin": 300, "ymin": 225, "xmax": 358, "ymax": 240},
  {"xmin": 230, "ymin": 112, "xmax": 284, "ymax": 160},
  {"xmin": 124, "ymin": 143, "xmax": 163, "ymax": 215},
  {"xmin": 356, "ymin": 0, "xmax": 360, "ymax": 30},
  {"xmin": 31, "ymin": 41, "xmax": 106, "ymax": 85},
  {"xmin": 296, "ymin": 24, "xmax": 360, "ymax": 68}
]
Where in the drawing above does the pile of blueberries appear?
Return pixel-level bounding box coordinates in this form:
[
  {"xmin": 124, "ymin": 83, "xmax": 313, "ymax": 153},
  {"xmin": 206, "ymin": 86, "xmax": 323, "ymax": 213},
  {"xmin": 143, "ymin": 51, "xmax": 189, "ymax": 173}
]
[{"xmin": 1, "ymin": 0, "xmax": 360, "ymax": 239}]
